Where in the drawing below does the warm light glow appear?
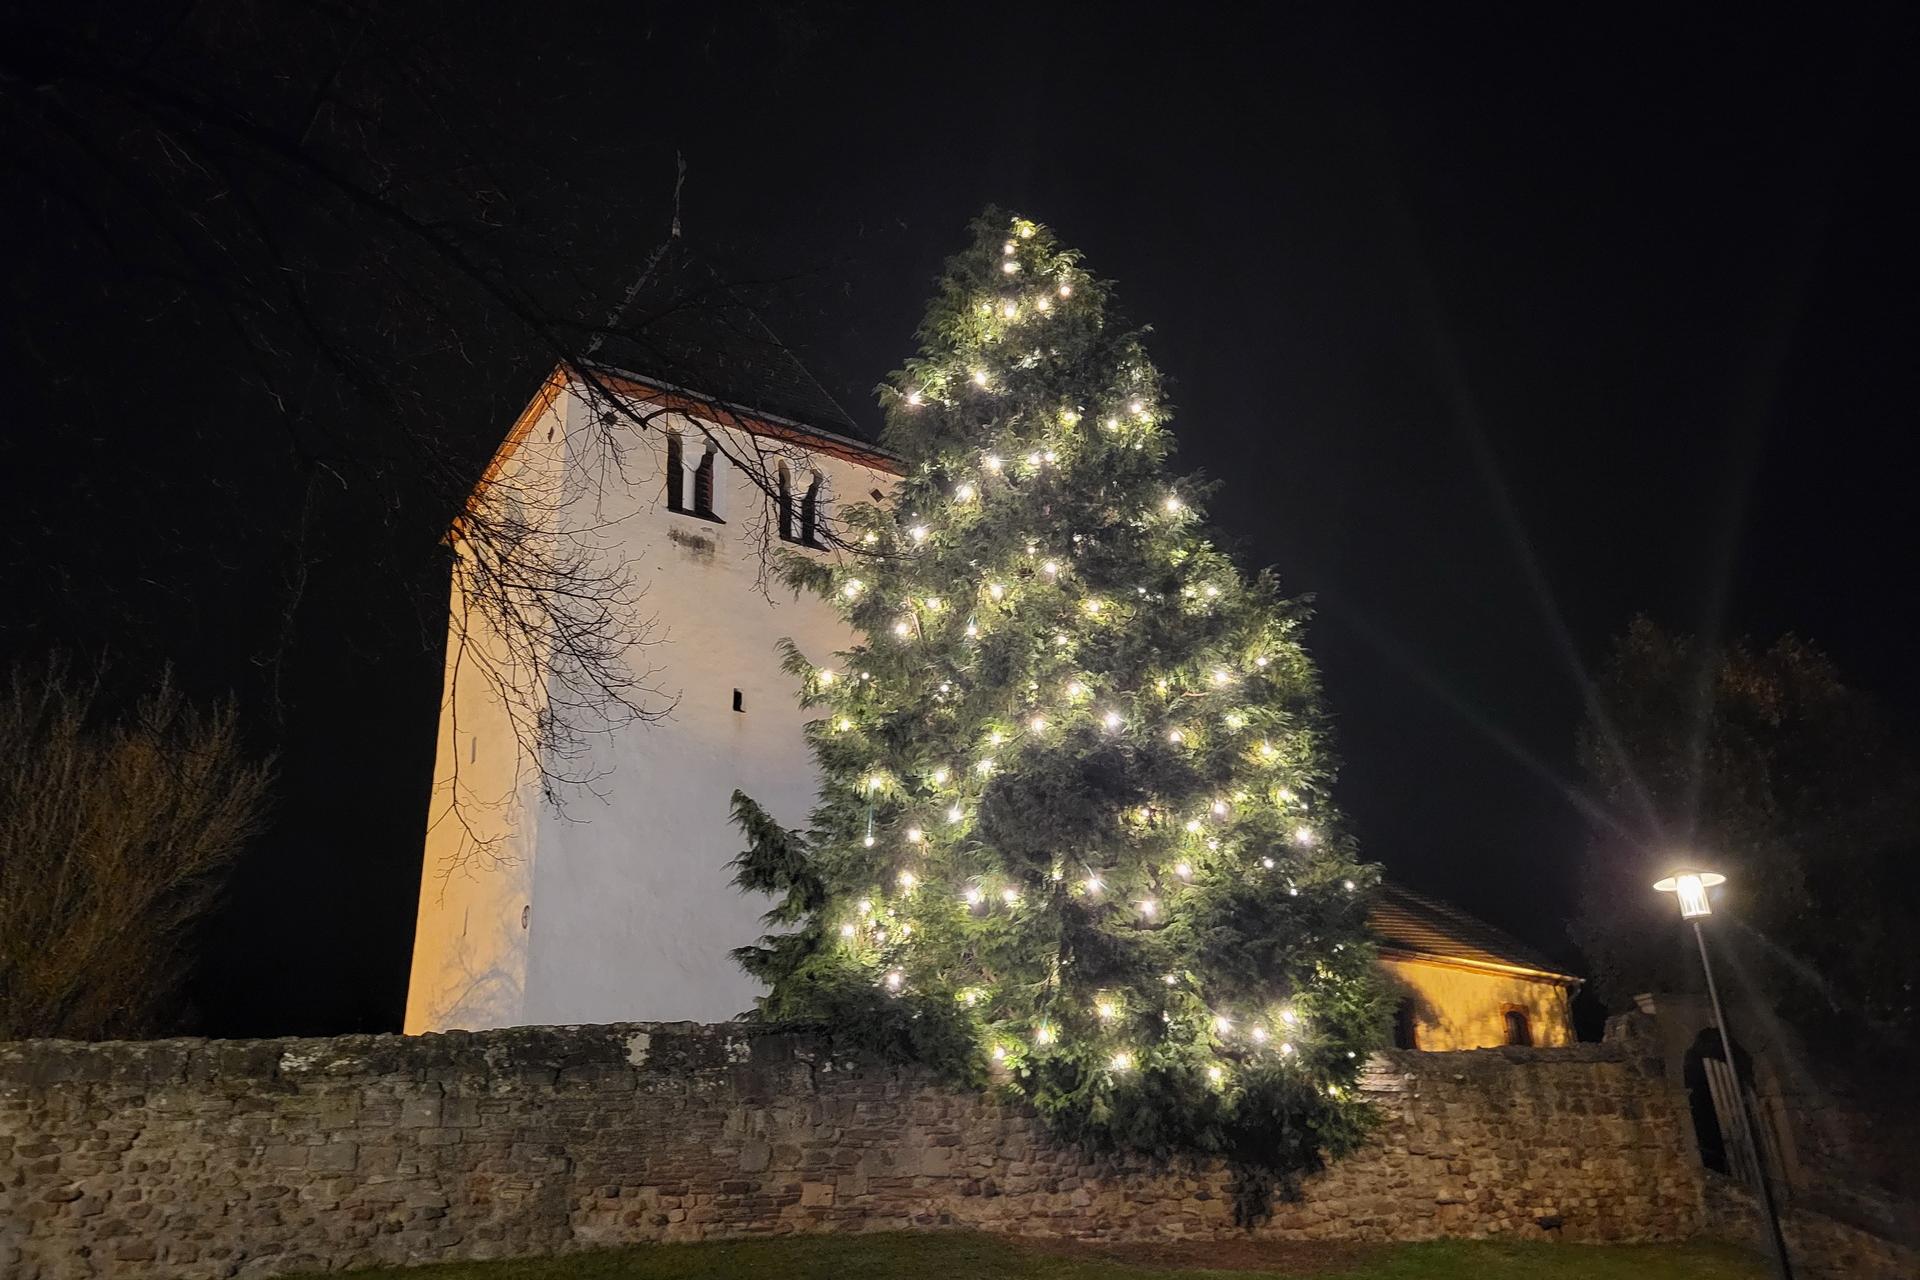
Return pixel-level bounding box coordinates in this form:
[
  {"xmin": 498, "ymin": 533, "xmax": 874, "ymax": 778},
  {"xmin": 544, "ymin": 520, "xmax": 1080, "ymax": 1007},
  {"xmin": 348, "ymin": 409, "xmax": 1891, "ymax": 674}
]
[
  {"xmin": 932, "ymin": 766, "xmax": 950, "ymax": 784},
  {"xmin": 1000, "ymin": 301, "xmax": 1018, "ymax": 318},
  {"xmin": 897, "ymin": 870, "xmax": 917, "ymax": 890},
  {"xmin": 1251, "ymin": 1026, "xmax": 1269, "ymax": 1043},
  {"xmin": 1103, "ymin": 710, "xmax": 1123, "ymax": 730},
  {"xmin": 1035, "ymin": 1024, "xmax": 1056, "ymax": 1046},
  {"xmin": 947, "ymin": 805, "xmax": 964, "ymax": 822},
  {"xmin": 976, "ymin": 757, "xmax": 995, "ymax": 774},
  {"xmin": 1653, "ymin": 868, "xmax": 1725, "ymax": 919},
  {"xmin": 972, "ymin": 369, "xmax": 989, "ymax": 386},
  {"xmin": 984, "ymin": 453, "xmax": 1003, "ymax": 471},
  {"xmin": 839, "ymin": 923, "xmax": 855, "ymax": 938},
  {"xmin": 893, "ymin": 620, "xmax": 912, "ymax": 637},
  {"xmin": 885, "ymin": 969, "xmax": 904, "ymax": 991},
  {"xmin": 1002, "ymin": 259, "xmax": 1019, "ymax": 275},
  {"xmin": 1096, "ymin": 999, "xmax": 1117, "ymax": 1020},
  {"xmin": 1175, "ymin": 861, "xmax": 1192, "ymax": 879},
  {"xmin": 1165, "ymin": 495, "xmax": 1182, "ymax": 512},
  {"xmin": 1109, "ymin": 1051, "xmax": 1134, "ymax": 1072},
  {"xmin": 1028, "ymin": 715, "xmax": 1048, "ymax": 733},
  {"xmin": 1207, "ymin": 1065, "xmax": 1224, "ymax": 1084},
  {"xmin": 817, "ymin": 668, "xmax": 836, "ymax": 685},
  {"xmin": 1138, "ymin": 899, "xmax": 1158, "ymax": 918},
  {"xmin": 910, "ymin": 524, "xmax": 929, "ymax": 543},
  {"xmin": 906, "ymin": 826, "xmax": 923, "ymax": 844},
  {"xmin": 1212, "ymin": 799, "xmax": 1229, "ymax": 817},
  {"xmin": 1083, "ymin": 598, "xmax": 1104, "ymax": 615},
  {"xmin": 1084, "ymin": 875, "xmax": 1104, "ymax": 894},
  {"xmin": 1058, "ymin": 282, "xmax": 1072, "ymax": 297},
  {"xmin": 1001, "ymin": 887, "xmax": 1020, "ymax": 906},
  {"xmin": 988, "ymin": 582, "xmax": 1006, "ymax": 600},
  {"xmin": 1213, "ymin": 1014, "xmax": 1233, "ymax": 1034},
  {"xmin": 1294, "ymin": 826, "xmax": 1316, "ymax": 846},
  {"xmin": 1212, "ymin": 667, "xmax": 1233, "ymax": 686},
  {"xmin": 1184, "ymin": 819, "xmax": 1202, "ymax": 834},
  {"xmin": 1042, "ymin": 559, "xmax": 1060, "ymax": 577},
  {"xmin": 842, "ymin": 579, "xmax": 864, "ymax": 598},
  {"xmin": 906, "ymin": 390, "xmax": 923, "ymax": 406},
  {"xmin": 1280, "ymin": 1007, "xmax": 1298, "ymax": 1026},
  {"xmin": 1129, "ymin": 399, "xmax": 1145, "ymax": 415},
  {"xmin": 964, "ymin": 887, "xmax": 983, "ymax": 906},
  {"xmin": 1066, "ymin": 680, "xmax": 1086, "ymax": 698},
  {"xmin": 992, "ymin": 1044, "xmax": 1007, "ymax": 1061},
  {"xmin": 956, "ymin": 482, "xmax": 976, "ymax": 501},
  {"xmin": 857, "ymin": 899, "xmax": 872, "ymax": 915}
]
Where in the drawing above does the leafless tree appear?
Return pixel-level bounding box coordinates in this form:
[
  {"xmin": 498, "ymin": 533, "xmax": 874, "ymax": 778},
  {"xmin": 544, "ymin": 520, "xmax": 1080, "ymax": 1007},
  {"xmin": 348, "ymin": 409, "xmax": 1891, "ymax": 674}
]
[
  {"xmin": 0, "ymin": 658, "xmax": 274, "ymax": 1039},
  {"xmin": 2, "ymin": 2, "xmax": 861, "ymax": 870}
]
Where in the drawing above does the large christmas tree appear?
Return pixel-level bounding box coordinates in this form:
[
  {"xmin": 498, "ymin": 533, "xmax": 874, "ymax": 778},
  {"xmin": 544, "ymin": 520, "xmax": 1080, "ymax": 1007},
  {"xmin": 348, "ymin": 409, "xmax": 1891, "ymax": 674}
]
[{"xmin": 733, "ymin": 211, "xmax": 1388, "ymax": 1190}]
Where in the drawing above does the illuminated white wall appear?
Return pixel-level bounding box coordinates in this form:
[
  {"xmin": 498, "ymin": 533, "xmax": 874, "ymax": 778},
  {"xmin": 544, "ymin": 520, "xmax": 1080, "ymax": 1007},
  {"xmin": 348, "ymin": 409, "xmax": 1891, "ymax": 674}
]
[{"xmin": 406, "ymin": 377, "xmax": 891, "ymax": 1031}]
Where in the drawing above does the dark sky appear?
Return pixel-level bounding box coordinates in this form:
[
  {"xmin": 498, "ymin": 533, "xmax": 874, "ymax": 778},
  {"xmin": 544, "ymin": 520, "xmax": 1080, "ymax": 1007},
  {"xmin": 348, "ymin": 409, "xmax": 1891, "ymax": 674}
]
[{"xmin": 6, "ymin": 2, "xmax": 1917, "ymax": 1036}]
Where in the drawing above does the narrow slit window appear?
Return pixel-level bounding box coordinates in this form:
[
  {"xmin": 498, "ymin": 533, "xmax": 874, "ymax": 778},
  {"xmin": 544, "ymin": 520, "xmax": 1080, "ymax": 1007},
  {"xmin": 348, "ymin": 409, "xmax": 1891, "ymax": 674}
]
[
  {"xmin": 777, "ymin": 461, "xmax": 794, "ymax": 541},
  {"xmin": 732, "ymin": 688, "xmax": 745, "ymax": 713},
  {"xmin": 693, "ymin": 448, "xmax": 718, "ymax": 519},
  {"xmin": 664, "ymin": 430, "xmax": 685, "ymax": 511},
  {"xmin": 800, "ymin": 474, "xmax": 823, "ymax": 546}
]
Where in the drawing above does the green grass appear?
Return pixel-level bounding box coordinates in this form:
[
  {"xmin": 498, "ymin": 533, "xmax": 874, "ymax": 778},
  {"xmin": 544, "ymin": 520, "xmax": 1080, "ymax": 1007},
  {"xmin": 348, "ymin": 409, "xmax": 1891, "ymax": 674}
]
[{"xmin": 293, "ymin": 1230, "xmax": 1767, "ymax": 1280}]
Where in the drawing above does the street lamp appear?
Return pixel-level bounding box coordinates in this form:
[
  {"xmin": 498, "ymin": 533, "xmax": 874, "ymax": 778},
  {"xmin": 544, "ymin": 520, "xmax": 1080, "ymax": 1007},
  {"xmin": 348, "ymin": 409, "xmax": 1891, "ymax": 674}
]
[{"xmin": 1653, "ymin": 866, "xmax": 1793, "ymax": 1280}]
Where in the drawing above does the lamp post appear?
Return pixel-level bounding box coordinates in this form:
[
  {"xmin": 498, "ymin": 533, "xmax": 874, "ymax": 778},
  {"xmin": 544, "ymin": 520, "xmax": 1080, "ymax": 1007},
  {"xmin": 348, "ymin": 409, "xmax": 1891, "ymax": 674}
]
[{"xmin": 1653, "ymin": 868, "xmax": 1794, "ymax": 1280}]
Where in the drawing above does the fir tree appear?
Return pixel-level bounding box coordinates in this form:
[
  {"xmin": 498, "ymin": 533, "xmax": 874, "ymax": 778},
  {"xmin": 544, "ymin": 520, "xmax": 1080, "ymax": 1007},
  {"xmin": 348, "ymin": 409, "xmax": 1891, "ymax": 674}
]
[{"xmin": 733, "ymin": 211, "xmax": 1389, "ymax": 1192}]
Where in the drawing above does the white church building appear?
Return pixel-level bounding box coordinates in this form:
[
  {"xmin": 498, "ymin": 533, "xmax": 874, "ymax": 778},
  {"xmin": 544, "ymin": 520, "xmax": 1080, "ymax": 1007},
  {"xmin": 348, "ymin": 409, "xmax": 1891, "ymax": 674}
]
[{"xmin": 403, "ymin": 355, "xmax": 897, "ymax": 1034}]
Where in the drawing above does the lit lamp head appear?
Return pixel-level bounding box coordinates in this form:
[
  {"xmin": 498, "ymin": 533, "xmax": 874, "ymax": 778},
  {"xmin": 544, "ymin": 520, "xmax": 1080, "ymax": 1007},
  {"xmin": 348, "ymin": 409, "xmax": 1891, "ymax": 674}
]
[{"xmin": 1653, "ymin": 868, "xmax": 1726, "ymax": 920}]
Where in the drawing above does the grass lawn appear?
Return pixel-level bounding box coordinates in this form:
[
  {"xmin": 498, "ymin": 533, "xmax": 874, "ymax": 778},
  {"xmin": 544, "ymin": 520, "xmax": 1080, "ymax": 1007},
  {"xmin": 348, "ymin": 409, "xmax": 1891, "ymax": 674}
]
[{"xmin": 295, "ymin": 1229, "xmax": 1768, "ymax": 1279}]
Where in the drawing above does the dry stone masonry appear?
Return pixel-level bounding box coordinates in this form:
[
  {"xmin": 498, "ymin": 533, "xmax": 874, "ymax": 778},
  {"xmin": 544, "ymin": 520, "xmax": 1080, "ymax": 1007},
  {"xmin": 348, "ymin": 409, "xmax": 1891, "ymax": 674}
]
[{"xmin": 2, "ymin": 1022, "xmax": 1711, "ymax": 1278}]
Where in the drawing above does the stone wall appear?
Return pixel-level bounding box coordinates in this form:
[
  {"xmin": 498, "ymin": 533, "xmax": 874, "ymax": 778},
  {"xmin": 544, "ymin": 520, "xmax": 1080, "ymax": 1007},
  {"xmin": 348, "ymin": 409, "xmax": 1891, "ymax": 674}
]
[{"xmin": 2, "ymin": 1023, "xmax": 1709, "ymax": 1279}]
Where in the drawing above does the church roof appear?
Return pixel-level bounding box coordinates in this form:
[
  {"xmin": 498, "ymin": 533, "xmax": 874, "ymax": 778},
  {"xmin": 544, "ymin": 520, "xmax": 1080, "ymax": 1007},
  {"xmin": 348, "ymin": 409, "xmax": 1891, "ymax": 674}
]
[
  {"xmin": 584, "ymin": 239, "xmax": 870, "ymax": 445},
  {"xmin": 1370, "ymin": 883, "xmax": 1580, "ymax": 983}
]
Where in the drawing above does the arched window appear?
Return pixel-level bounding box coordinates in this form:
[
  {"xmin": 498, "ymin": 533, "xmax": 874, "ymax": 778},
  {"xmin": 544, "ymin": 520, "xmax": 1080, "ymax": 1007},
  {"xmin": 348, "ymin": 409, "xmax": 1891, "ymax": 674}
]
[
  {"xmin": 1392, "ymin": 997, "xmax": 1420, "ymax": 1050},
  {"xmin": 776, "ymin": 461, "xmax": 795, "ymax": 541},
  {"xmin": 664, "ymin": 430, "xmax": 685, "ymax": 512},
  {"xmin": 800, "ymin": 473, "xmax": 823, "ymax": 546},
  {"xmin": 692, "ymin": 447, "xmax": 718, "ymax": 519},
  {"xmin": 1503, "ymin": 1008, "xmax": 1533, "ymax": 1047}
]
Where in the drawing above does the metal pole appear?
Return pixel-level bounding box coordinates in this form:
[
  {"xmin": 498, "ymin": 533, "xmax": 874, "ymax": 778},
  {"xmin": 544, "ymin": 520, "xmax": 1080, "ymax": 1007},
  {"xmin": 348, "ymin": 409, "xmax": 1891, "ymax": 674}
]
[{"xmin": 1692, "ymin": 918, "xmax": 1794, "ymax": 1280}]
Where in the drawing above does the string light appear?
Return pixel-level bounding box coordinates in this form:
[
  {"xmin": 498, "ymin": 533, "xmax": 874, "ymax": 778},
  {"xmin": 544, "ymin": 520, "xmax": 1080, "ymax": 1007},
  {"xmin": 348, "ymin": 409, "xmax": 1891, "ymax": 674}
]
[
  {"xmin": 1175, "ymin": 861, "xmax": 1192, "ymax": 879},
  {"xmin": 1213, "ymin": 1015, "xmax": 1233, "ymax": 1034},
  {"xmin": 857, "ymin": 899, "xmax": 872, "ymax": 915},
  {"xmin": 992, "ymin": 1045, "xmax": 1007, "ymax": 1061},
  {"xmin": 1280, "ymin": 1007, "xmax": 1298, "ymax": 1026},
  {"xmin": 1042, "ymin": 560, "xmax": 1060, "ymax": 577},
  {"xmin": 1084, "ymin": 875, "xmax": 1103, "ymax": 895},
  {"xmin": 1109, "ymin": 1051, "xmax": 1133, "ymax": 1071},
  {"xmin": 988, "ymin": 582, "xmax": 1006, "ymax": 600},
  {"xmin": 1066, "ymin": 680, "xmax": 1086, "ymax": 698},
  {"xmin": 1000, "ymin": 301, "xmax": 1018, "ymax": 319},
  {"xmin": 1251, "ymin": 1026, "xmax": 1269, "ymax": 1044},
  {"xmin": 1165, "ymin": 496, "xmax": 1182, "ymax": 512},
  {"xmin": 1212, "ymin": 668, "xmax": 1233, "ymax": 686},
  {"xmin": 906, "ymin": 827, "xmax": 924, "ymax": 843},
  {"xmin": 984, "ymin": 453, "xmax": 1003, "ymax": 472},
  {"xmin": 842, "ymin": 579, "xmax": 864, "ymax": 598},
  {"xmin": 1002, "ymin": 259, "xmax": 1019, "ymax": 275},
  {"xmin": 947, "ymin": 805, "xmax": 963, "ymax": 822},
  {"xmin": 897, "ymin": 870, "xmax": 917, "ymax": 890},
  {"xmin": 1034, "ymin": 1025, "xmax": 1055, "ymax": 1046},
  {"xmin": 1294, "ymin": 826, "xmax": 1316, "ymax": 846},
  {"xmin": 1083, "ymin": 598, "xmax": 1104, "ymax": 615},
  {"xmin": 885, "ymin": 969, "xmax": 904, "ymax": 991},
  {"xmin": 906, "ymin": 391, "xmax": 923, "ymax": 406},
  {"xmin": 1211, "ymin": 799, "xmax": 1229, "ymax": 816},
  {"xmin": 1028, "ymin": 715, "xmax": 1048, "ymax": 733},
  {"xmin": 910, "ymin": 525, "xmax": 929, "ymax": 543},
  {"xmin": 972, "ymin": 369, "xmax": 989, "ymax": 386},
  {"xmin": 1058, "ymin": 282, "xmax": 1072, "ymax": 297},
  {"xmin": 1026, "ymin": 451, "xmax": 1042, "ymax": 467},
  {"xmin": 1001, "ymin": 888, "xmax": 1021, "ymax": 906},
  {"xmin": 1103, "ymin": 710, "xmax": 1123, "ymax": 730},
  {"xmin": 1168, "ymin": 729, "xmax": 1185, "ymax": 744},
  {"xmin": 964, "ymin": 887, "xmax": 983, "ymax": 906},
  {"xmin": 817, "ymin": 668, "xmax": 836, "ymax": 685},
  {"xmin": 893, "ymin": 620, "xmax": 911, "ymax": 637},
  {"xmin": 1280, "ymin": 1041, "xmax": 1295, "ymax": 1056},
  {"xmin": 1207, "ymin": 1066, "xmax": 1224, "ymax": 1084},
  {"xmin": 1138, "ymin": 899, "xmax": 1158, "ymax": 919},
  {"xmin": 976, "ymin": 757, "xmax": 995, "ymax": 774},
  {"xmin": 1184, "ymin": 819, "xmax": 1202, "ymax": 834},
  {"xmin": 932, "ymin": 766, "xmax": 950, "ymax": 784},
  {"xmin": 1096, "ymin": 999, "xmax": 1117, "ymax": 1020},
  {"xmin": 956, "ymin": 482, "xmax": 976, "ymax": 501},
  {"xmin": 839, "ymin": 923, "xmax": 855, "ymax": 938}
]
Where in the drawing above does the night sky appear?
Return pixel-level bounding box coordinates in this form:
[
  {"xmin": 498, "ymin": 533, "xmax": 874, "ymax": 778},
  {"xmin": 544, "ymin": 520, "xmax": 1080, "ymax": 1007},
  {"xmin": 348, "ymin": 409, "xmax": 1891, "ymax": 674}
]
[{"xmin": 5, "ymin": 3, "xmax": 1917, "ymax": 1036}]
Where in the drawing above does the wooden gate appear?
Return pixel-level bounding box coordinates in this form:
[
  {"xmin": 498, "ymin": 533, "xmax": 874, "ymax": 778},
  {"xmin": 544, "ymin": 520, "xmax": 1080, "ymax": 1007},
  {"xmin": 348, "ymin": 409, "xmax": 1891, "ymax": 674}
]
[{"xmin": 1702, "ymin": 1055, "xmax": 1789, "ymax": 1197}]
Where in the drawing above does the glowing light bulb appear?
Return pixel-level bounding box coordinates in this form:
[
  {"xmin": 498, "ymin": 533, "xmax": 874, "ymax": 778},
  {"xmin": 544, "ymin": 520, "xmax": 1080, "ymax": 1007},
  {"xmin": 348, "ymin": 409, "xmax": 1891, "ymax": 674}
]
[
  {"xmin": 817, "ymin": 668, "xmax": 836, "ymax": 685},
  {"xmin": 1036, "ymin": 295, "xmax": 1051, "ymax": 312},
  {"xmin": 1042, "ymin": 560, "xmax": 1060, "ymax": 577},
  {"xmin": 1281, "ymin": 1007, "xmax": 1298, "ymax": 1026},
  {"xmin": 1207, "ymin": 1065, "xmax": 1224, "ymax": 1084},
  {"xmin": 1084, "ymin": 875, "xmax": 1103, "ymax": 895},
  {"xmin": 1129, "ymin": 399, "xmax": 1145, "ymax": 415},
  {"xmin": 1213, "ymin": 1015, "xmax": 1233, "ymax": 1035},
  {"xmin": 1212, "ymin": 668, "xmax": 1232, "ymax": 686},
  {"xmin": 988, "ymin": 730, "xmax": 1004, "ymax": 745},
  {"xmin": 1204, "ymin": 584, "xmax": 1220, "ymax": 599},
  {"xmin": 910, "ymin": 524, "xmax": 929, "ymax": 543},
  {"xmin": 1103, "ymin": 710, "xmax": 1123, "ymax": 730},
  {"xmin": 932, "ymin": 766, "xmax": 950, "ymax": 784},
  {"xmin": 1035, "ymin": 1025, "xmax": 1055, "ymax": 1046},
  {"xmin": 1168, "ymin": 729, "xmax": 1184, "ymax": 744},
  {"xmin": 1138, "ymin": 899, "xmax": 1158, "ymax": 918},
  {"xmin": 965, "ymin": 621, "xmax": 978, "ymax": 638},
  {"xmin": 964, "ymin": 887, "xmax": 983, "ymax": 906},
  {"xmin": 1000, "ymin": 301, "xmax": 1018, "ymax": 319},
  {"xmin": 1028, "ymin": 715, "xmax": 1047, "ymax": 733},
  {"xmin": 1280, "ymin": 1041, "xmax": 1295, "ymax": 1056},
  {"xmin": 1002, "ymin": 260, "xmax": 1019, "ymax": 275},
  {"xmin": 1066, "ymin": 680, "xmax": 1086, "ymax": 698},
  {"xmin": 1165, "ymin": 495, "xmax": 1182, "ymax": 512},
  {"xmin": 897, "ymin": 870, "xmax": 917, "ymax": 890},
  {"xmin": 1026, "ymin": 451, "xmax": 1043, "ymax": 467},
  {"xmin": 1252, "ymin": 1026, "xmax": 1270, "ymax": 1044},
  {"xmin": 947, "ymin": 805, "xmax": 963, "ymax": 822},
  {"xmin": 1344, "ymin": 878, "xmax": 1356, "ymax": 891},
  {"xmin": 1184, "ymin": 819, "xmax": 1202, "ymax": 834},
  {"xmin": 842, "ymin": 579, "xmax": 864, "ymax": 598},
  {"xmin": 1003, "ymin": 240, "xmax": 1016, "ymax": 256},
  {"xmin": 1294, "ymin": 826, "xmax": 1316, "ymax": 846},
  {"xmin": 1225, "ymin": 713, "xmax": 1246, "ymax": 729},
  {"xmin": 1109, "ymin": 1051, "xmax": 1133, "ymax": 1071},
  {"xmin": 992, "ymin": 1044, "xmax": 1007, "ymax": 1061},
  {"xmin": 987, "ymin": 582, "xmax": 1006, "ymax": 601},
  {"xmin": 1259, "ymin": 741, "xmax": 1277, "ymax": 759},
  {"xmin": 956, "ymin": 482, "xmax": 976, "ymax": 501},
  {"xmin": 972, "ymin": 369, "xmax": 989, "ymax": 386},
  {"xmin": 839, "ymin": 923, "xmax": 855, "ymax": 938},
  {"xmin": 1083, "ymin": 598, "xmax": 1103, "ymax": 615},
  {"xmin": 976, "ymin": 757, "xmax": 995, "ymax": 774},
  {"xmin": 906, "ymin": 826, "xmax": 923, "ymax": 844},
  {"xmin": 1097, "ymin": 1000, "xmax": 1117, "ymax": 1020},
  {"xmin": 835, "ymin": 717, "xmax": 852, "ymax": 731},
  {"xmin": 1058, "ymin": 282, "xmax": 1072, "ymax": 297},
  {"xmin": 1001, "ymin": 887, "xmax": 1020, "ymax": 906},
  {"xmin": 863, "ymin": 835, "xmax": 876, "ymax": 848},
  {"xmin": 1212, "ymin": 799, "xmax": 1229, "ymax": 817},
  {"xmin": 1043, "ymin": 449, "xmax": 1058, "ymax": 463},
  {"xmin": 1175, "ymin": 861, "xmax": 1192, "ymax": 879},
  {"xmin": 893, "ymin": 621, "xmax": 911, "ymax": 637},
  {"xmin": 885, "ymin": 969, "xmax": 904, "ymax": 991},
  {"xmin": 857, "ymin": 899, "xmax": 872, "ymax": 915},
  {"xmin": 1255, "ymin": 655, "xmax": 1269, "ymax": 668},
  {"xmin": 1163, "ymin": 973, "xmax": 1178, "ymax": 985},
  {"xmin": 1261, "ymin": 857, "xmax": 1276, "ymax": 869},
  {"xmin": 925, "ymin": 596, "xmax": 944, "ymax": 612},
  {"xmin": 1018, "ymin": 223, "xmax": 1035, "ymax": 239},
  {"xmin": 906, "ymin": 390, "xmax": 923, "ymax": 406},
  {"xmin": 984, "ymin": 454, "xmax": 1003, "ymax": 472}
]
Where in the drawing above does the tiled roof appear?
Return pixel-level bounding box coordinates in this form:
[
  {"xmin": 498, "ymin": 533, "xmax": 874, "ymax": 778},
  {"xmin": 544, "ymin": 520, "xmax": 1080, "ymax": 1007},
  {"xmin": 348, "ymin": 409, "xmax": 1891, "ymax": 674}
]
[
  {"xmin": 1370, "ymin": 883, "xmax": 1579, "ymax": 982},
  {"xmin": 585, "ymin": 239, "xmax": 869, "ymax": 443}
]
